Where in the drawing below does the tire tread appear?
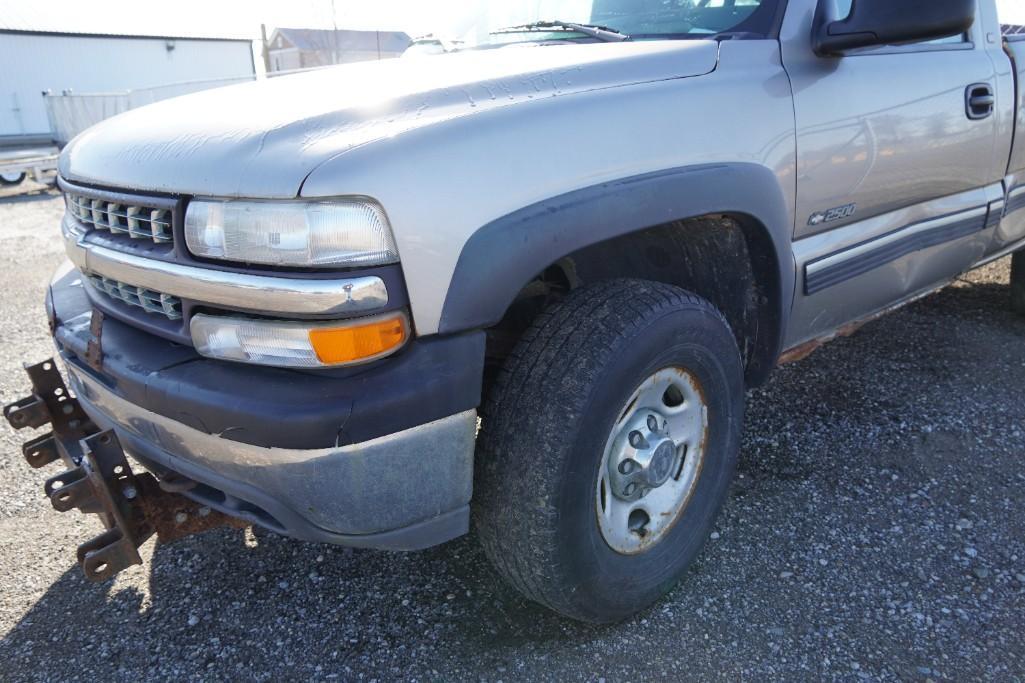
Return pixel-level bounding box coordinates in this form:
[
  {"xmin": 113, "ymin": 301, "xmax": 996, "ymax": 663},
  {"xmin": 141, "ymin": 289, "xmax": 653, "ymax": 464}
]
[{"xmin": 474, "ymin": 279, "xmax": 734, "ymax": 619}]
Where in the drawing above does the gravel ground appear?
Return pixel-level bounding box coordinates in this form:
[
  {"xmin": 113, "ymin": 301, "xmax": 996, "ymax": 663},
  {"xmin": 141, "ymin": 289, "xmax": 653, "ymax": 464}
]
[{"xmin": 1, "ymin": 182, "xmax": 1023, "ymax": 682}]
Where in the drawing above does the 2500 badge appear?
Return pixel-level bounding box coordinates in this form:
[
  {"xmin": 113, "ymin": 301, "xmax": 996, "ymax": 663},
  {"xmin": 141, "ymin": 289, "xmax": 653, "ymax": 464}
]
[{"xmin": 808, "ymin": 203, "xmax": 857, "ymax": 226}]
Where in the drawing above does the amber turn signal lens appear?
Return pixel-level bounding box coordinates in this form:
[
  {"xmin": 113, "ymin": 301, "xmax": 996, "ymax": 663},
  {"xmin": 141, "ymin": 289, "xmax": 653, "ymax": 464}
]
[
  {"xmin": 308, "ymin": 314, "xmax": 408, "ymax": 365},
  {"xmin": 191, "ymin": 312, "xmax": 410, "ymax": 368}
]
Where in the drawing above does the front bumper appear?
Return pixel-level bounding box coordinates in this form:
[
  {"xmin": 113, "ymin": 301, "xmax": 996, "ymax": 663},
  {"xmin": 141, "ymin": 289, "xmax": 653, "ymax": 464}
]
[
  {"xmin": 39, "ymin": 263, "xmax": 484, "ymax": 551},
  {"xmin": 67, "ymin": 366, "xmax": 477, "ymax": 549}
]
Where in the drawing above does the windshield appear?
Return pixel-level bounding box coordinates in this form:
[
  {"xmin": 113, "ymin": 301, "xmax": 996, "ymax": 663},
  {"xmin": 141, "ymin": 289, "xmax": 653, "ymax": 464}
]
[{"xmin": 482, "ymin": 0, "xmax": 779, "ymax": 43}]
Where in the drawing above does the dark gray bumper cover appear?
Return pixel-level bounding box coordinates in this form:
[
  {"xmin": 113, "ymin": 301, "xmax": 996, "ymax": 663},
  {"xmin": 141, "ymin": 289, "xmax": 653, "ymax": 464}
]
[{"xmin": 68, "ymin": 363, "xmax": 476, "ymax": 550}]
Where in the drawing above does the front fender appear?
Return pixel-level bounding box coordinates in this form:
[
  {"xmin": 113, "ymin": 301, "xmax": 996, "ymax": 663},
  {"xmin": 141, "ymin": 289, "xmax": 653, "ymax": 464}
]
[
  {"xmin": 439, "ymin": 163, "xmax": 796, "ymax": 373},
  {"xmin": 299, "ymin": 41, "xmax": 796, "ymax": 347}
]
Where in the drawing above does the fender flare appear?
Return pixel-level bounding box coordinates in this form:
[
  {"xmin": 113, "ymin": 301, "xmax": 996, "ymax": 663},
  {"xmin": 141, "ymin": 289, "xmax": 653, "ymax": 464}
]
[{"xmin": 438, "ymin": 162, "xmax": 796, "ymax": 382}]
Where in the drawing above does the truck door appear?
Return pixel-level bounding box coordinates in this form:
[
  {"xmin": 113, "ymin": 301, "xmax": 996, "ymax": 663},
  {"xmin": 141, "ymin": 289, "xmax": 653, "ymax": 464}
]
[
  {"xmin": 998, "ymin": 12, "xmax": 1025, "ymax": 250},
  {"xmin": 779, "ymin": 0, "xmax": 1009, "ymax": 348}
]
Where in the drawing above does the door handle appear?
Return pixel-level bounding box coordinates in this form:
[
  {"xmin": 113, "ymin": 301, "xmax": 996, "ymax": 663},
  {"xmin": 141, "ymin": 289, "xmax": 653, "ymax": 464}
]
[{"xmin": 966, "ymin": 83, "xmax": 995, "ymax": 120}]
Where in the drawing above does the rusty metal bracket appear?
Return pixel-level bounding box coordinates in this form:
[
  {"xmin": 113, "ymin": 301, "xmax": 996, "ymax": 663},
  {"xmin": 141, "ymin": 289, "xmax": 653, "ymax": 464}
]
[
  {"xmin": 45, "ymin": 430, "xmax": 246, "ymax": 582},
  {"xmin": 45, "ymin": 430, "xmax": 153, "ymax": 581},
  {"xmin": 8, "ymin": 361, "xmax": 249, "ymax": 582},
  {"xmin": 3, "ymin": 359, "xmax": 96, "ymax": 466},
  {"xmin": 3, "ymin": 394, "xmax": 50, "ymax": 430},
  {"xmin": 137, "ymin": 476, "xmax": 248, "ymax": 544},
  {"xmin": 86, "ymin": 309, "xmax": 104, "ymax": 373},
  {"xmin": 22, "ymin": 432, "xmax": 62, "ymax": 469}
]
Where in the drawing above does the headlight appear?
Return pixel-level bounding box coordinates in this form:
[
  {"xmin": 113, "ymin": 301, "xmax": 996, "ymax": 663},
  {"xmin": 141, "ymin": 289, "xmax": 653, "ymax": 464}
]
[
  {"xmin": 184, "ymin": 199, "xmax": 399, "ymax": 268},
  {"xmin": 190, "ymin": 312, "xmax": 409, "ymax": 368}
]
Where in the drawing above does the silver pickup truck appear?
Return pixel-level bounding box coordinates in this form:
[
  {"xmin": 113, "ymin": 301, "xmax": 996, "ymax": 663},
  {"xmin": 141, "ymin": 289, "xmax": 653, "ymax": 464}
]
[{"xmin": 5, "ymin": 0, "xmax": 1025, "ymax": 623}]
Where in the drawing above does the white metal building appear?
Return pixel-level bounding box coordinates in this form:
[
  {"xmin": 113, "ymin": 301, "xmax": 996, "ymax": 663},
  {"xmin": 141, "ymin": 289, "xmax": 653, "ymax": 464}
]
[
  {"xmin": 266, "ymin": 28, "xmax": 411, "ymax": 71},
  {"xmin": 0, "ymin": 7, "xmax": 257, "ymax": 145}
]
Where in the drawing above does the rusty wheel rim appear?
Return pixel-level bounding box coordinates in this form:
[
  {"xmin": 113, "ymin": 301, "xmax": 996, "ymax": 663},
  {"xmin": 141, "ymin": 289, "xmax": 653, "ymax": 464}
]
[{"xmin": 595, "ymin": 367, "xmax": 709, "ymax": 555}]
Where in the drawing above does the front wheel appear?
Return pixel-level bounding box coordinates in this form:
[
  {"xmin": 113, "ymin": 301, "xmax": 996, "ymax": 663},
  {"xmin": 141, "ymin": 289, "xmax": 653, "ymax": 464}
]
[{"xmin": 474, "ymin": 280, "xmax": 745, "ymax": 622}]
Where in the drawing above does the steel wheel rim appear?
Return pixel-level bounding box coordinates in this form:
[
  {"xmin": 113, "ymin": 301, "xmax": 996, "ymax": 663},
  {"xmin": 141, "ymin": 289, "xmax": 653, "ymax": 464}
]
[{"xmin": 595, "ymin": 367, "xmax": 709, "ymax": 555}]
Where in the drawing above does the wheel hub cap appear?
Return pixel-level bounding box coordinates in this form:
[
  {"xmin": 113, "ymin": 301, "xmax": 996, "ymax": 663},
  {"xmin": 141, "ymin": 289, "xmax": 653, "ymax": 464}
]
[
  {"xmin": 608, "ymin": 413, "xmax": 679, "ymax": 501},
  {"xmin": 596, "ymin": 367, "xmax": 709, "ymax": 555}
]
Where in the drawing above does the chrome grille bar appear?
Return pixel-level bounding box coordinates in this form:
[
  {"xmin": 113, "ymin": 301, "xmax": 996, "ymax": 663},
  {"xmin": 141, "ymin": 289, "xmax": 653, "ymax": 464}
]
[
  {"xmin": 67, "ymin": 193, "xmax": 173, "ymax": 244},
  {"xmin": 86, "ymin": 275, "xmax": 183, "ymax": 320},
  {"xmin": 62, "ymin": 214, "xmax": 389, "ymax": 317}
]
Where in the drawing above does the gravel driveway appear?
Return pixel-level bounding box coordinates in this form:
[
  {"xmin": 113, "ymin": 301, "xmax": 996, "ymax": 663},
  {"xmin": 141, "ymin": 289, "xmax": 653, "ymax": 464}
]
[{"xmin": 1, "ymin": 182, "xmax": 1023, "ymax": 682}]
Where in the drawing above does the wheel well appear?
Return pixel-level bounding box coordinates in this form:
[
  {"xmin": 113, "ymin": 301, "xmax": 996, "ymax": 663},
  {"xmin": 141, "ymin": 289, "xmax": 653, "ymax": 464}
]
[{"xmin": 484, "ymin": 214, "xmax": 782, "ymax": 388}]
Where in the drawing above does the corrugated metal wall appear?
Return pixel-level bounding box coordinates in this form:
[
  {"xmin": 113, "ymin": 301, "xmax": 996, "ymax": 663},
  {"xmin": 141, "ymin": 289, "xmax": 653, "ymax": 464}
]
[{"xmin": 0, "ymin": 32, "xmax": 255, "ymax": 139}]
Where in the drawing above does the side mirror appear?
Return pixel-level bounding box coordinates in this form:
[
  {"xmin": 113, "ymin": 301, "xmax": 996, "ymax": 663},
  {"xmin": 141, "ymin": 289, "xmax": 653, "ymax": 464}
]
[{"xmin": 813, "ymin": 0, "xmax": 976, "ymax": 56}]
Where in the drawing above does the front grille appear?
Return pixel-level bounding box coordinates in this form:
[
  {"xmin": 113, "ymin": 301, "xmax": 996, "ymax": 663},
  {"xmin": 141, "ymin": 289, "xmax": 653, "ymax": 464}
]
[
  {"xmin": 67, "ymin": 193, "xmax": 173, "ymax": 244},
  {"xmin": 87, "ymin": 275, "xmax": 183, "ymax": 320}
]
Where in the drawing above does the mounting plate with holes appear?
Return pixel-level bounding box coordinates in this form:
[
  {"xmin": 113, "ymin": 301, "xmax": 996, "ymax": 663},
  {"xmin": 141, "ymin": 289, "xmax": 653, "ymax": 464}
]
[
  {"xmin": 42, "ymin": 427, "xmax": 247, "ymax": 582},
  {"xmin": 45, "ymin": 429, "xmax": 152, "ymax": 580},
  {"xmin": 3, "ymin": 358, "xmax": 96, "ymax": 466},
  {"xmin": 4, "ymin": 359, "xmax": 249, "ymax": 582}
]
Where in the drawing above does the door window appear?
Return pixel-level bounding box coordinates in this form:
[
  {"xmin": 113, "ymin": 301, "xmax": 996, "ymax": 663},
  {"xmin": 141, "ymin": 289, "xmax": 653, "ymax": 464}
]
[{"xmin": 831, "ymin": 0, "xmax": 966, "ymax": 45}]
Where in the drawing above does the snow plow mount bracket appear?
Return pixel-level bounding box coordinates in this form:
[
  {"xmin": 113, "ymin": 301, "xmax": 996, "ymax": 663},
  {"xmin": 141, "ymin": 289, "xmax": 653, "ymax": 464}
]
[
  {"xmin": 46, "ymin": 430, "xmax": 153, "ymax": 581},
  {"xmin": 4, "ymin": 358, "xmax": 95, "ymax": 467},
  {"xmin": 4, "ymin": 359, "xmax": 249, "ymax": 582}
]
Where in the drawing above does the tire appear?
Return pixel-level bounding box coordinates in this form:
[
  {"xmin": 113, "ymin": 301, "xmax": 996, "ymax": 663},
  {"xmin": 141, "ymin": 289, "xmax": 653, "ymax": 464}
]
[
  {"xmin": 474, "ymin": 279, "xmax": 745, "ymax": 623},
  {"xmin": 0, "ymin": 171, "xmax": 27, "ymax": 186},
  {"xmin": 1013, "ymin": 250, "xmax": 1025, "ymax": 316}
]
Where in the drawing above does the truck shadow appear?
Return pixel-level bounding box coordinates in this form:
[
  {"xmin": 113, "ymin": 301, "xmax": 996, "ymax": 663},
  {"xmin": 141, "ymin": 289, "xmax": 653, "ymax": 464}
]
[
  {"xmin": 0, "ymin": 526, "xmax": 591, "ymax": 672},
  {"xmin": 2, "ymin": 267, "xmax": 1023, "ymax": 679}
]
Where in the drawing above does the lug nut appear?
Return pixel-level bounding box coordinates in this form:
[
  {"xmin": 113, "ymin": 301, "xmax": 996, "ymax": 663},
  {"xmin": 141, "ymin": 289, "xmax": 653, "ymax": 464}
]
[
  {"xmin": 624, "ymin": 483, "xmax": 637, "ymax": 496},
  {"xmin": 122, "ymin": 486, "xmax": 137, "ymax": 500},
  {"xmin": 628, "ymin": 431, "xmax": 648, "ymax": 449}
]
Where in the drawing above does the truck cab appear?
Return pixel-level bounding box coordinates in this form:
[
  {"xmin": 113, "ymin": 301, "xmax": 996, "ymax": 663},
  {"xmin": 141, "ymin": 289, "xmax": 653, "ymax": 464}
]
[{"xmin": 6, "ymin": 0, "xmax": 1025, "ymax": 622}]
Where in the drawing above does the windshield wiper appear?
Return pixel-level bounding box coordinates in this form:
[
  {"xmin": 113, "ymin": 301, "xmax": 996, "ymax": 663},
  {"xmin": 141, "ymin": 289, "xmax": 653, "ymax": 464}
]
[{"xmin": 491, "ymin": 20, "xmax": 630, "ymax": 43}]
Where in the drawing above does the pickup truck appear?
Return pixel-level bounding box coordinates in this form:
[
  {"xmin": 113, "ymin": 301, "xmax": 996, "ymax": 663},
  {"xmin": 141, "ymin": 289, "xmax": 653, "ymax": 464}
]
[{"xmin": 5, "ymin": 0, "xmax": 1025, "ymax": 623}]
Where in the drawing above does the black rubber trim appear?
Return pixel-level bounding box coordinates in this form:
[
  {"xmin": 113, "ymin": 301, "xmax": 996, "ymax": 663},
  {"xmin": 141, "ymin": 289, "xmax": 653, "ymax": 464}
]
[
  {"xmin": 439, "ymin": 163, "xmax": 794, "ymax": 383},
  {"xmin": 805, "ymin": 209, "xmax": 988, "ymax": 295},
  {"xmin": 49, "ymin": 268, "xmax": 485, "ymax": 450}
]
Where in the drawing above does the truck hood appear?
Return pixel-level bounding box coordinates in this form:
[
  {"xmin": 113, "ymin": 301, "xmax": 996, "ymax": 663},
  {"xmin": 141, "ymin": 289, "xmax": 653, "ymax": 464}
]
[{"xmin": 60, "ymin": 40, "xmax": 719, "ymax": 198}]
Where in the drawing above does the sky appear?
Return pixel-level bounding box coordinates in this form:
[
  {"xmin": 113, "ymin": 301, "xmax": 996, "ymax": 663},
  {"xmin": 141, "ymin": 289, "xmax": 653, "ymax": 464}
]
[
  {"xmin": 999, "ymin": 0, "xmax": 1025, "ymax": 24},
  {"xmin": 240, "ymin": 0, "xmax": 481, "ymax": 37},
  {"xmin": 222, "ymin": 0, "xmax": 593, "ymax": 42},
  {"xmin": 126, "ymin": 0, "xmax": 496, "ymax": 39},
  {"xmin": 189, "ymin": 0, "xmax": 1025, "ymax": 35},
  {"xmin": 7, "ymin": 0, "xmax": 1025, "ymax": 40}
]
